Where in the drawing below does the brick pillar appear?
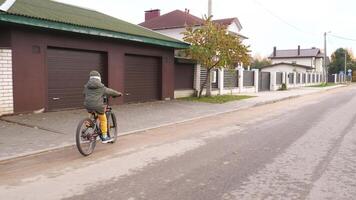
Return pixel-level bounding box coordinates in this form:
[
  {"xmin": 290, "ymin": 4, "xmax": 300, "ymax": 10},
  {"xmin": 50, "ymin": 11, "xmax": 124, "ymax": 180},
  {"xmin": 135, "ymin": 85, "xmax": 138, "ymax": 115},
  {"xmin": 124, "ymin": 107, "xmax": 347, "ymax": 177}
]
[{"xmin": 0, "ymin": 49, "xmax": 14, "ymax": 116}]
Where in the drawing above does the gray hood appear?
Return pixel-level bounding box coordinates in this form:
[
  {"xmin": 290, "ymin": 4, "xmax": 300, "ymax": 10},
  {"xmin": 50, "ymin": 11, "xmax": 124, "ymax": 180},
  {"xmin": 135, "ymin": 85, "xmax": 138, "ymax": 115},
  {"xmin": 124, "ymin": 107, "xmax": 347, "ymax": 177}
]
[{"xmin": 85, "ymin": 78, "xmax": 104, "ymax": 89}]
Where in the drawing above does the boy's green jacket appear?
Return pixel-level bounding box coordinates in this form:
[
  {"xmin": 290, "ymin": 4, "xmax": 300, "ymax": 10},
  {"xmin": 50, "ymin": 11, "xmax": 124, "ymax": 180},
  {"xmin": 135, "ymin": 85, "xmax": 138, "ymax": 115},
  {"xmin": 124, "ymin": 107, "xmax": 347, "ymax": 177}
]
[{"xmin": 83, "ymin": 78, "xmax": 122, "ymax": 114}]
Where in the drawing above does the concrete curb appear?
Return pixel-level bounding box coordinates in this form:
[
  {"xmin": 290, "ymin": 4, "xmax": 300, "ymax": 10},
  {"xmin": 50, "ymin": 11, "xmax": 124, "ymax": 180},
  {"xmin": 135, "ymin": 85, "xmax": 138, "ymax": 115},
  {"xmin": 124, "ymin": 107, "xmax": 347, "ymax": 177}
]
[{"xmin": 0, "ymin": 85, "xmax": 347, "ymax": 163}]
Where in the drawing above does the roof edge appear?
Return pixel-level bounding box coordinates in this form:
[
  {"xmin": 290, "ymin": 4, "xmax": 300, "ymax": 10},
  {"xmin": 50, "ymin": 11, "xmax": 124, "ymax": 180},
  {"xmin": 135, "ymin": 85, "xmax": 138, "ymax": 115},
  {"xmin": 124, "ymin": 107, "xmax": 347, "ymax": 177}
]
[
  {"xmin": 0, "ymin": 13, "xmax": 190, "ymax": 49},
  {"xmin": 268, "ymin": 55, "xmax": 322, "ymax": 59},
  {"xmin": 260, "ymin": 62, "xmax": 314, "ymax": 69}
]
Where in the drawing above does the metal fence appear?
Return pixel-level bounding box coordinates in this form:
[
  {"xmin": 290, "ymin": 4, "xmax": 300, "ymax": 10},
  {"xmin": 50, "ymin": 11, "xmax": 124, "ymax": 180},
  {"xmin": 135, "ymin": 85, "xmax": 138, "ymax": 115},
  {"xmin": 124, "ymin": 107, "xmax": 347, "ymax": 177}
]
[
  {"xmin": 296, "ymin": 73, "xmax": 300, "ymax": 84},
  {"xmin": 243, "ymin": 71, "xmax": 254, "ymax": 86},
  {"xmin": 224, "ymin": 69, "xmax": 238, "ymax": 88},
  {"xmin": 328, "ymin": 75, "xmax": 335, "ymax": 83},
  {"xmin": 200, "ymin": 68, "xmax": 218, "ymax": 88},
  {"xmin": 276, "ymin": 72, "xmax": 283, "ymax": 85},
  {"xmin": 289, "ymin": 73, "xmax": 294, "ymax": 84}
]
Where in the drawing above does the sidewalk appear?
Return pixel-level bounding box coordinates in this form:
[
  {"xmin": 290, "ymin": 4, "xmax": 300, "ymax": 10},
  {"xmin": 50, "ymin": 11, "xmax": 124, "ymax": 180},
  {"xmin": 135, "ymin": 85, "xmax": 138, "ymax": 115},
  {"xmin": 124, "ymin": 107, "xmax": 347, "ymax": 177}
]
[{"xmin": 0, "ymin": 85, "xmax": 346, "ymax": 161}]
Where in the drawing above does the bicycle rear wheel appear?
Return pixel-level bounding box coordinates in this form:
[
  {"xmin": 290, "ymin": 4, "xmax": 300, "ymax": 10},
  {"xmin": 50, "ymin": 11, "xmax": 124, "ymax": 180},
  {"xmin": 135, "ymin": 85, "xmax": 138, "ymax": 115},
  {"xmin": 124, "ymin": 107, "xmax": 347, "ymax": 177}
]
[
  {"xmin": 76, "ymin": 118, "xmax": 97, "ymax": 156},
  {"xmin": 107, "ymin": 112, "xmax": 118, "ymax": 143}
]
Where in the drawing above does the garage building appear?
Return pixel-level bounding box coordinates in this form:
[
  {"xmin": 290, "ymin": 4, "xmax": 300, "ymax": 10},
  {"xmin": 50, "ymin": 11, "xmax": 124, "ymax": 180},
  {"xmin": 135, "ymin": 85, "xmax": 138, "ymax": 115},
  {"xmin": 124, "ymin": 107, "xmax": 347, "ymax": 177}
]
[{"xmin": 0, "ymin": 0, "xmax": 188, "ymax": 115}]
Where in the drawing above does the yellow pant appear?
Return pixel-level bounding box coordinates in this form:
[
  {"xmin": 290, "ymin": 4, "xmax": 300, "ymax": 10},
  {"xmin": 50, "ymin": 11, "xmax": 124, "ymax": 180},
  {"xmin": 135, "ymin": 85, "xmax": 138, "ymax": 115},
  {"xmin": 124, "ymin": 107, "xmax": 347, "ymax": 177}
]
[{"xmin": 98, "ymin": 114, "xmax": 108, "ymax": 136}]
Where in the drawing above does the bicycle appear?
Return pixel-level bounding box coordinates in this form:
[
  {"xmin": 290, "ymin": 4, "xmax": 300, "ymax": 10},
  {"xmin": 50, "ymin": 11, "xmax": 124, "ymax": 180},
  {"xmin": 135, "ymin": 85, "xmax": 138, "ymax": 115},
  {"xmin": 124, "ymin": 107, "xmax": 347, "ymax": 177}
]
[{"xmin": 76, "ymin": 96, "xmax": 118, "ymax": 156}]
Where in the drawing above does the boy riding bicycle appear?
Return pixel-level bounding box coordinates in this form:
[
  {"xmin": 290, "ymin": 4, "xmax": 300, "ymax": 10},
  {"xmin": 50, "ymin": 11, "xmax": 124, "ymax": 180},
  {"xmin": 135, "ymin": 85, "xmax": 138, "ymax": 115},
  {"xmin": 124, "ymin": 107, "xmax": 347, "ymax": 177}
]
[{"xmin": 83, "ymin": 70, "xmax": 122, "ymax": 143}]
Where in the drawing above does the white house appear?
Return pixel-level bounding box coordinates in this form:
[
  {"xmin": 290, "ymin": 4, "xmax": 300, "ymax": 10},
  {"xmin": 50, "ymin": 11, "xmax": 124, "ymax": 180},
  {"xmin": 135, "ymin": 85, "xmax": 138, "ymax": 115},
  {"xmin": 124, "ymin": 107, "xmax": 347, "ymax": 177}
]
[
  {"xmin": 267, "ymin": 46, "xmax": 324, "ymax": 72},
  {"xmin": 260, "ymin": 62, "xmax": 314, "ymax": 73},
  {"xmin": 139, "ymin": 9, "xmax": 248, "ymax": 97},
  {"xmin": 139, "ymin": 9, "xmax": 248, "ymax": 41}
]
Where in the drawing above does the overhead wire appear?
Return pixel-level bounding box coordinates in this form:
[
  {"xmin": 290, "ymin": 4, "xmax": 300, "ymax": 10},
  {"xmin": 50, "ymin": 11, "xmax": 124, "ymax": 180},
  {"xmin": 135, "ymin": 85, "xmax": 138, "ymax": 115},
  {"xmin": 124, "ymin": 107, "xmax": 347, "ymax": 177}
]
[
  {"xmin": 329, "ymin": 34, "xmax": 356, "ymax": 42},
  {"xmin": 251, "ymin": 0, "xmax": 319, "ymax": 38}
]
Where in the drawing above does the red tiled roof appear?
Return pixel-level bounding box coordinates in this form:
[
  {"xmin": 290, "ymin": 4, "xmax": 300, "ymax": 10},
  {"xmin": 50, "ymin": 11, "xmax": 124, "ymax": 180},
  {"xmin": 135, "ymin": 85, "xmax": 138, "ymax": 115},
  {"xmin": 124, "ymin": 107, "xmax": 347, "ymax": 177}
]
[
  {"xmin": 139, "ymin": 10, "xmax": 204, "ymax": 30},
  {"xmin": 212, "ymin": 18, "xmax": 235, "ymax": 26},
  {"xmin": 139, "ymin": 9, "xmax": 240, "ymax": 30}
]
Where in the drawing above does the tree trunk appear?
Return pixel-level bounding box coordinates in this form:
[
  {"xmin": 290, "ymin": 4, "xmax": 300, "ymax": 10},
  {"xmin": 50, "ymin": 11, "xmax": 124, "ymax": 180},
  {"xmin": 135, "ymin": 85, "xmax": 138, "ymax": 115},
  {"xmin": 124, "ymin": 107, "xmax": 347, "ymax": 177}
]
[
  {"xmin": 198, "ymin": 68, "xmax": 212, "ymax": 98},
  {"xmin": 206, "ymin": 68, "xmax": 212, "ymax": 97}
]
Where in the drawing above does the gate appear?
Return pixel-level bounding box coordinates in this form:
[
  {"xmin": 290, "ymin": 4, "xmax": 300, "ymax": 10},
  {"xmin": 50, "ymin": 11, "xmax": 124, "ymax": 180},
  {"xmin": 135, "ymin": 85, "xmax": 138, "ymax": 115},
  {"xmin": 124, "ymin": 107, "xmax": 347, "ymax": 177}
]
[
  {"xmin": 259, "ymin": 72, "xmax": 270, "ymax": 91},
  {"xmin": 288, "ymin": 73, "xmax": 294, "ymax": 84}
]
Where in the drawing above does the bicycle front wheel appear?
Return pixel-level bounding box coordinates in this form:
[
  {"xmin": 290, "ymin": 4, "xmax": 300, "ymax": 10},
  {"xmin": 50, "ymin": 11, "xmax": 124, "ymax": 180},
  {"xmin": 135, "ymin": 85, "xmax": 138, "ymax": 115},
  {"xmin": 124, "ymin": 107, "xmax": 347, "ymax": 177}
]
[
  {"xmin": 107, "ymin": 112, "xmax": 118, "ymax": 143},
  {"xmin": 76, "ymin": 118, "xmax": 97, "ymax": 156}
]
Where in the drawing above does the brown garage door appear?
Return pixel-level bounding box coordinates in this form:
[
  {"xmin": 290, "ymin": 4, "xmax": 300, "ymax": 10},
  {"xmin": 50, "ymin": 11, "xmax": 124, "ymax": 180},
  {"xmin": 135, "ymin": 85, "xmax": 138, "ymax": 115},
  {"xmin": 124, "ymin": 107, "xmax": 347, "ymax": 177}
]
[
  {"xmin": 124, "ymin": 55, "xmax": 161, "ymax": 103},
  {"xmin": 175, "ymin": 63, "xmax": 194, "ymax": 90},
  {"xmin": 47, "ymin": 48, "xmax": 107, "ymax": 111}
]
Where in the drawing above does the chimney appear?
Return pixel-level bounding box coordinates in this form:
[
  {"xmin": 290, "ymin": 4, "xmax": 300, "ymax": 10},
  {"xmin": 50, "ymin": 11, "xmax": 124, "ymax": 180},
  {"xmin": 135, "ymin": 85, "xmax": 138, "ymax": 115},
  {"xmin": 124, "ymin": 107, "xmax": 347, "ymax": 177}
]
[
  {"xmin": 273, "ymin": 46, "xmax": 277, "ymax": 57},
  {"xmin": 298, "ymin": 45, "xmax": 301, "ymax": 56},
  {"xmin": 144, "ymin": 9, "xmax": 160, "ymax": 22}
]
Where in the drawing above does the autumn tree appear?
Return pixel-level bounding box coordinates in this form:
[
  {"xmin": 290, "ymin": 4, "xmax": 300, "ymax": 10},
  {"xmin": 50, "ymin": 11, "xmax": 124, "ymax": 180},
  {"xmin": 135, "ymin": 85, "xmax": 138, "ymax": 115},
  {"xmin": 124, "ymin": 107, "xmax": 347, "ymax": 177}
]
[
  {"xmin": 328, "ymin": 48, "xmax": 356, "ymax": 74},
  {"xmin": 250, "ymin": 56, "xmax": 272, "ymax": 69},
  {"xmin": 183, "ymin": 17, "xmax": 250, "ymax": 97}
]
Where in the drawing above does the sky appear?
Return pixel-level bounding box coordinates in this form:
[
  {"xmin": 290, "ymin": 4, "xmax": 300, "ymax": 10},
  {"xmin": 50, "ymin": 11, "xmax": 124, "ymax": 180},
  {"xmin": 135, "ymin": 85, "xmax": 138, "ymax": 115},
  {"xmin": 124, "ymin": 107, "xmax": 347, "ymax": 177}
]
[{"xmin": 56, "ymin": 0, "xmax": 356, "ymax": 58}]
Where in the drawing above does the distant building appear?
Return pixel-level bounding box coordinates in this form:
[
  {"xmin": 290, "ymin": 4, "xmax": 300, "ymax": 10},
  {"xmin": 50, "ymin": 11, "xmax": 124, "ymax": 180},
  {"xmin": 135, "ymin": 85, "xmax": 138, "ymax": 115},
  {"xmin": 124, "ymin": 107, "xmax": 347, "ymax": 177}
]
[
  {"xmin": 267, "ymin": 46, "xmax": 324, "ymax": 73},
  {"xmin": 139, "ymin": 9, "xmax": 248, "ymax": 41}
]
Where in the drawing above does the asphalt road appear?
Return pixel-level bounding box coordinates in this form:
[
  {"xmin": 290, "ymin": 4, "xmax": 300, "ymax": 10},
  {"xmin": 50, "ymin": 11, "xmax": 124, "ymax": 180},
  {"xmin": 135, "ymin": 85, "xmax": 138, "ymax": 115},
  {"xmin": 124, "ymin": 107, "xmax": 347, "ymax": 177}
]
[{"xmin": 1, "ymin": 85, "xmax": 356, "ymax": 200}]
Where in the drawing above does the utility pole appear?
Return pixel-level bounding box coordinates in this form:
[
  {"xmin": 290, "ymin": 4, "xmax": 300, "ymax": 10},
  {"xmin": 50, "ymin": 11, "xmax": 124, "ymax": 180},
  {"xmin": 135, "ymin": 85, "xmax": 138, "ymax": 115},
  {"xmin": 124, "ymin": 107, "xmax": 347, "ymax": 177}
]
[
  {"xmin": 345, "ymin": 51, "xmax": 347, "ymax": 82},
  {"xmin": 324, "ymin": 32, "xmax": 328, "ymax": 83},
  {"xmin": 208, "ymin": 0, "xmax": 212, "ymax": 17}
]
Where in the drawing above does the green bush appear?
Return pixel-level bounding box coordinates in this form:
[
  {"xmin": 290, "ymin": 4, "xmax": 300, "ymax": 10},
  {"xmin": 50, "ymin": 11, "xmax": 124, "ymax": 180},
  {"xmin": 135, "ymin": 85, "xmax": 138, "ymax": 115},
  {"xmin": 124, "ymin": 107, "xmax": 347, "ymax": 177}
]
[{"xmin": 278, "ymin": 83, "xmax": 287, "ymax": 91}]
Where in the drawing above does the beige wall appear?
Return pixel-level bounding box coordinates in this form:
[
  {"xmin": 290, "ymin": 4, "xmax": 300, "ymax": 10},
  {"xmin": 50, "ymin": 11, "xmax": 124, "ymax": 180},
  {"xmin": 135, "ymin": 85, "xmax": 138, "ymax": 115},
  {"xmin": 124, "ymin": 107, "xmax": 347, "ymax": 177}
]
[
  {"xmin": 261, "ymin": 64, "xmax": 309, "ymax": 73},
  {"xmin": 271, "ymin": 57, "xmax": 324, "ymax": 73}
]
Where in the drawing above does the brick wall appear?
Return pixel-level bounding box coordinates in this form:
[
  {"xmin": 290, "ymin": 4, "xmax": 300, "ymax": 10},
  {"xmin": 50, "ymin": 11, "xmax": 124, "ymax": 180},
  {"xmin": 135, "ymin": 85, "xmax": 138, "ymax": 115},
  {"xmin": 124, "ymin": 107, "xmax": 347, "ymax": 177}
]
[{"xmin": 0, "ymin": 49, "xmax": 14, "ymax": 116}]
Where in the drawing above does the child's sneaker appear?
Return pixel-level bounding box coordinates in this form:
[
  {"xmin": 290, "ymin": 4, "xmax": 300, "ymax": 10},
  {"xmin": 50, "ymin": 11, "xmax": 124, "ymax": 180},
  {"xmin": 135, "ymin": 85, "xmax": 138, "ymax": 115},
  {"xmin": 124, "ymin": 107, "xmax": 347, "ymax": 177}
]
[{"xmin": 101, "ymin": 135, "xmax": 113, "ymax": 144}]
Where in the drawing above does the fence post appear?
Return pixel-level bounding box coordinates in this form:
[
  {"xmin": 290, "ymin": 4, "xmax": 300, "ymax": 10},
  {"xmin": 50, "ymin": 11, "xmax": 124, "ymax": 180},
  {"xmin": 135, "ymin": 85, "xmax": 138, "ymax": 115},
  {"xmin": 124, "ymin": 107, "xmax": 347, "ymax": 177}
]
[
  {"xmin": 194, "ymin": 64, "xmax": 201, "ymax": 93},
  {"xmin": 282, "ymin": 72, "xmax": 286, "ymax": 85},
  {"xmin": 270, "ymin": 72, "xmax": 276, "ymax": 91},
  {"xmin": 300, "ymin": 73, "xmax": 303, "ymax": 86},
  {"xmin": 238, "ymin": 67, "xmax": 244, "ymax": 93},
  {"xmin": 218, "ymin": 68, "xmax": 224, "ymax": 95},
  {"xmin": 253, "ymin": 69, "xmax": 259, "ymax": 93},
  {"xmin": 334, "ymin": 74, "xmax": 337, "ymax": 84},
  {"xmin": 318, "ymin": 73, "xmax": 320, "ymax": 83}
]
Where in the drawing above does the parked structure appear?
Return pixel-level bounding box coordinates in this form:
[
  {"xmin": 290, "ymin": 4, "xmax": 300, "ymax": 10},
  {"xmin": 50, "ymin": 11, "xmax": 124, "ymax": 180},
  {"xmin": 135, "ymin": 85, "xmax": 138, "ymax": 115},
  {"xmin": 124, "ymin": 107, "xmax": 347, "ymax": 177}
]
[
  {"xmin": 0, "ymin": 0, "xmax": 189, "ymax": 115},
  {"xmin": 139, "ymin": 9, "xmax": 248, "ymax": 98}
]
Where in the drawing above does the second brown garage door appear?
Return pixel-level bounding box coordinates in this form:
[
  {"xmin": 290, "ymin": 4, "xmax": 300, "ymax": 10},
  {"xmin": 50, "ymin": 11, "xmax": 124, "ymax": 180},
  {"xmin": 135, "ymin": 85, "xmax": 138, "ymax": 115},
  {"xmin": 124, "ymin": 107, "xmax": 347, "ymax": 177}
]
[
  {"xmin": 124, "ymin": 55, "xmax": 161, "ymax": 103},
  {"xmin": 47, "ymin": 48, "xmax": 107, "ymax": 111}
]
